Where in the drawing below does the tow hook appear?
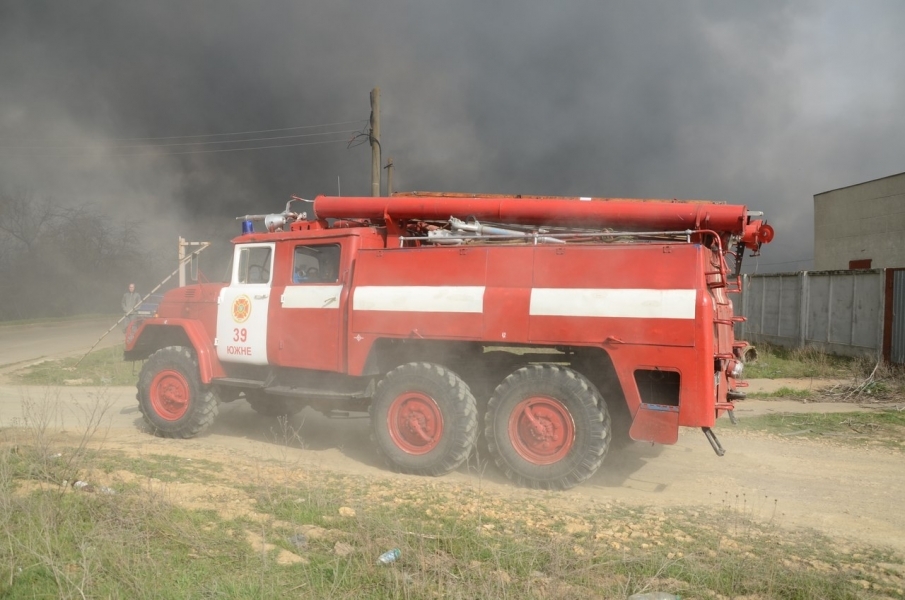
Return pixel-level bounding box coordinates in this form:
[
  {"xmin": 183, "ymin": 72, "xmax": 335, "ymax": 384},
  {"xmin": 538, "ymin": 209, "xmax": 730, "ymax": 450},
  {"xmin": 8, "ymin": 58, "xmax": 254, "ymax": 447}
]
[{"xmin": 702, "ymin": 427, "xmax": 725, "ymax": 456}]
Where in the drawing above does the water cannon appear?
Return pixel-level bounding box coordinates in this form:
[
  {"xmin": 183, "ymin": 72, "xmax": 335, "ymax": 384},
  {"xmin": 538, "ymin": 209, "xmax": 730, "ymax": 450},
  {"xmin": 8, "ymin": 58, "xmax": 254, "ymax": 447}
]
[
  {"xmin": 235, "ymin": 197, "xmax": 312, "ymax": 234},
  {"xmin": 739, "ymin": 211, "xmax": 774, "ymax": 256}
]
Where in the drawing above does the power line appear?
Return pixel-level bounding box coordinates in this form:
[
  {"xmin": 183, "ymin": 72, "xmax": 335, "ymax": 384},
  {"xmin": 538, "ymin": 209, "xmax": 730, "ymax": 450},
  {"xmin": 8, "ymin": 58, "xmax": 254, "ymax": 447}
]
[
  {"xmin": 0, "ymin": 119, "xmax": 368, "ymax": 146},
  {"xmin": 116, "ymin": 137, "xmax": 352, "ymax": 156},
  {"xmin": 137, "ymin": 128, "xmax": 361, "ymax": 149},
  {"xmin": 0, "ymin": 137, "xmax": 352, "ymax": 158},
  {"xmin": 112, "ymin": 119, "xmax": 368, "ymax": 141},
  {"xmin": 1, "ymin": 128, "xmax": 362, "ymax": 152}
]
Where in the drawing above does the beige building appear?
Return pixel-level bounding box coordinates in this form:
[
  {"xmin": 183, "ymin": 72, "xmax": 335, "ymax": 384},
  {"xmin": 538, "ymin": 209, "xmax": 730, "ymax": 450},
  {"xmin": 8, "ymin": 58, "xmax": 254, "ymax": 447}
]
[{"xmin": 814, "ymin": 171, "xmax": 905, "ymax": 271}]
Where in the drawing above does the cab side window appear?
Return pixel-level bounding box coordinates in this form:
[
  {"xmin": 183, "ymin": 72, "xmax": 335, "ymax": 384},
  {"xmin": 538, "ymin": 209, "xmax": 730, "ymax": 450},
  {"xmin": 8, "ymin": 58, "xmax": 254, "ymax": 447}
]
[
  {"xmin": 292, "ymin": 244, "xmax": 341, "ymax": 284},
  {"xmin": 237, "ymin": 246, "xmax": 272, "ymax": 284}
]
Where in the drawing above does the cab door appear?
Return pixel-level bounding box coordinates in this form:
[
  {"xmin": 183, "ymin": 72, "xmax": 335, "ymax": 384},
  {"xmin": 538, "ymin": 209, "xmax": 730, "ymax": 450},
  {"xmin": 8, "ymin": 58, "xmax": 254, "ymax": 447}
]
[
  {"xmin": 271, "ymin": 241, "xmax": 345, "ymax": 372},
  {"xmin": 216, "ymin": 243, "xmax": 274, "ymax": 366}
]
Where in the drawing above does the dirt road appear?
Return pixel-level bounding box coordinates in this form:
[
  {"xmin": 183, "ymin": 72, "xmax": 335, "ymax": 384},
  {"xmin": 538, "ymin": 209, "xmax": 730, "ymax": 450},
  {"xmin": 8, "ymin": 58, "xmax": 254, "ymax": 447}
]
[
  {"xmin": 0, "ymin": 317, "xmax": 120, "ymax": 370},
  {"xmin": 0, "ymin": 321, "xmax": 902, "ymax": 554}
]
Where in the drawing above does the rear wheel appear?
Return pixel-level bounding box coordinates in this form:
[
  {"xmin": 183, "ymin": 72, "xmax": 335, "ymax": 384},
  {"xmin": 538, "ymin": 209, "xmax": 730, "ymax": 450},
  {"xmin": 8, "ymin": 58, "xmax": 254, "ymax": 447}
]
[
  {"xmin": 245, "ymin": 390, "xmax": 304, "ymax": 417},
  {"xmin": 485, "ymin": 365, "xmax": 610, "ymax": 490},
  {"xmin": 458, "ymin": 351, "xmax": 524, "ymax": 463},
  {"xmin": 370, "ymin": 363, "xmax": 478, "ymax": 476},
  {"xmin": 137, "ymin": 346, "xmax": 219, "ymax": 438}
]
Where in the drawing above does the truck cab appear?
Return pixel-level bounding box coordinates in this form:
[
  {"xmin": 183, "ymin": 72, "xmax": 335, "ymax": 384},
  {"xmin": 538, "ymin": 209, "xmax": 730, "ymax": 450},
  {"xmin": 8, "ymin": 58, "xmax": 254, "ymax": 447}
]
[{"xmin": 215, "ymin": 228, "xmax": 369, "ymax": 373}]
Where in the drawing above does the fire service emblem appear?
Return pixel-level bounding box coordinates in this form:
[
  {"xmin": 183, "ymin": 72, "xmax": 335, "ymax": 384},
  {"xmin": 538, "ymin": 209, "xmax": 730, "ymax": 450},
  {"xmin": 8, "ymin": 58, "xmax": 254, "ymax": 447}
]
[{"xmin": 232, "ymin": 296, "xmax": 251, "ymax": 323}]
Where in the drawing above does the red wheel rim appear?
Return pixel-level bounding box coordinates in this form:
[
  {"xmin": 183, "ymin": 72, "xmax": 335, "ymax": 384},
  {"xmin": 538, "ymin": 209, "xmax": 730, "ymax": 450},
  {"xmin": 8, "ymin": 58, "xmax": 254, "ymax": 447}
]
[
  {"xmin": 386, "ymin": 391, "xmax": 443, "ymax": 455},
  {"xmin": 508, "ymin": 396, "xmax": 575, "ymax": 464},
  {"xmin": 149, "ymin": 370, "xmax": 191, "ymax": 421}
]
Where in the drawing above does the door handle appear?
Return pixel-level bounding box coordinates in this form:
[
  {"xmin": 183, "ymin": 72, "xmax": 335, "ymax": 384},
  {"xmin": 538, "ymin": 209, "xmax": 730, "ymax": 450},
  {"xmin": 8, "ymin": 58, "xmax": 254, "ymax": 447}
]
[{"xmin": 254, "ymin": 294, "xmax": 269, "ymax": 300}]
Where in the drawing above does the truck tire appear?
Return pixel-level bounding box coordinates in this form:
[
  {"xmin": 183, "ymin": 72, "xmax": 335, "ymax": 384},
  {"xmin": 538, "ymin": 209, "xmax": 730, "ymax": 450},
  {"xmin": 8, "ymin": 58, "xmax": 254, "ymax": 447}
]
[
  {"xmin": 137, "ymin": 346, "xmax": 219, "ymax": 439},
  {"xmin": 485, "ymin": 365, "xmax": 610, "ymax": 490},
  {"xmin": 370, "ymin": 362, "xmax": 478, "ymax": 477},
  {"xmin": 245, "ymin": 391, "xmax": 304, "ymax": 418},
  {"xmin": 457, "ymin": 351, "xmax": 521, "ymax": 463}
]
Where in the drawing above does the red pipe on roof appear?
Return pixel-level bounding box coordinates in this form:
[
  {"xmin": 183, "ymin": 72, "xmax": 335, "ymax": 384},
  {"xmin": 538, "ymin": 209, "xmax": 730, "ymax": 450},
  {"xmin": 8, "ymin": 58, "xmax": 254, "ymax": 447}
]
[{"xmin": 313, "ymin": 195, "xmax": 752, "ymax": 236}]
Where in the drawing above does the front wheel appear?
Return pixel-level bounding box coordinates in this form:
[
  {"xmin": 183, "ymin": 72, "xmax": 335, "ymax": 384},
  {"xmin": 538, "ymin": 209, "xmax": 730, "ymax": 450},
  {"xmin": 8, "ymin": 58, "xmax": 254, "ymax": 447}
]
[
  {"xmin": 485, "ymin": 365, "xmax": 610, "ymax": 490},
  {"xmin": 137, "ymin": 346, "xmax": 219, "ymax": 438},
  {"xmin": 370, "ymin": 363, "xmax": 478, "ymax": 476}
]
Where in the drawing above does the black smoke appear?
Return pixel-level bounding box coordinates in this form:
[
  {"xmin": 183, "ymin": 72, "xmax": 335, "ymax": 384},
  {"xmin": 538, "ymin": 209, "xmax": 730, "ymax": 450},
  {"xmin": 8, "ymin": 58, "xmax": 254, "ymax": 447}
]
[{"xmin": 1, "ymin": 0, "xmax": 905, "ymax": 317}]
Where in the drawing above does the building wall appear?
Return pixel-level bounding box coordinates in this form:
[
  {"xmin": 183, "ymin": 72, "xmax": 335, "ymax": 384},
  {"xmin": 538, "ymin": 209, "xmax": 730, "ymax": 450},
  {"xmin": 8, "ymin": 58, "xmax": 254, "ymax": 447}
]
[{"xmin": 814, "ymin": 171, "xmax": 905, "ymax": 270}]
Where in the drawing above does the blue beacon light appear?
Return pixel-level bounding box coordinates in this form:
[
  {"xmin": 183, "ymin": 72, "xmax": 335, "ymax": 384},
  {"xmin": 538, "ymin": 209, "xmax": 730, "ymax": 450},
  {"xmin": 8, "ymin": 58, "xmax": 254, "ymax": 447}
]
[{"xmin": 241, "ymin": 220, "xmax": 254, "ymax": 234}]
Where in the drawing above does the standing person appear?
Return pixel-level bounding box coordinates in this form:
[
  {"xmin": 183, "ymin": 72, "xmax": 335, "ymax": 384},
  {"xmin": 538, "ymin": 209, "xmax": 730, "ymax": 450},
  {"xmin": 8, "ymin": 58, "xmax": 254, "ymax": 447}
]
[{"xmin": 121, "ymin": 283, "xmax": 142, "ymax": 331}]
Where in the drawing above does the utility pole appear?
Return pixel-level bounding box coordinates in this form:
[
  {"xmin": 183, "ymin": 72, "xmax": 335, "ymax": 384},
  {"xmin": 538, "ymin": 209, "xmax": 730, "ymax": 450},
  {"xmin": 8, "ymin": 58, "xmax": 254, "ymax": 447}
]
[
  {"xmin": 178, "ymin": 237, "xmax": 186, "ymax": 286},
  {"xmin": 370, "ymin": 87, "xmax": 381, "ymax": 197},
  {"xmin": 178, "ymin": 237, "xmax": 210, "ymax": 286},
  {"xmin": 385, "ymin": 157, "xmax": 394, "ymax": 196}
]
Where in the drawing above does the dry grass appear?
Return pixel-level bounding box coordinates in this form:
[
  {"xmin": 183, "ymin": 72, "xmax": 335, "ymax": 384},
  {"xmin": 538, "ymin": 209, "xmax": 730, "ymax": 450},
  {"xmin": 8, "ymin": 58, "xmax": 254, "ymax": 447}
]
[
  {"xmin": 745, "ymin": 343, "xmax": 905, "ymax": 405},
  {"xmin": 729, "ymin": 409, "xmax": 905, "ymax": 450},
  {"xmin": 11, "ymin": 344, "xmax": 138, "ymax": 387},
  {"xmin": 744, "ymin": 343, "xmax": 857, "ymax": 380},
  {"xmin": 2, "ymin": 393, "xmax": 904, "ymax": 598}
]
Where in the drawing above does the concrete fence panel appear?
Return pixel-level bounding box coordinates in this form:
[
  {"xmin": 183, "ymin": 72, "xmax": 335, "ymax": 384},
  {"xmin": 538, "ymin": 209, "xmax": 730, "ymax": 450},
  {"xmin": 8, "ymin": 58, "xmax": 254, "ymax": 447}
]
[{"xmin": 739, "ymin": 269, "xmax": 884, "ymax": 358}]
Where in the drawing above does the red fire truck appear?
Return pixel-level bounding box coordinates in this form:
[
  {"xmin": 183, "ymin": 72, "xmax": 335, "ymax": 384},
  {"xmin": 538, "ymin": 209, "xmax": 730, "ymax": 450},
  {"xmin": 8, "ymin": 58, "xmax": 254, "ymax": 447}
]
[{"xmin": 124, "ymin": 193, "xmax": 773, "ymax": 490}]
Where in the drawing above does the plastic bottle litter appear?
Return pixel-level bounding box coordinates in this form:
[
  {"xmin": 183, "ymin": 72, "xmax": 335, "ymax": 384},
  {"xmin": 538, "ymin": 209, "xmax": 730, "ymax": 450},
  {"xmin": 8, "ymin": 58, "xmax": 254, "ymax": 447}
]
[
  {"xmin": 628, "ymin": 593, "xmax": 680, "ymax": 600},
  {"xmin": 377, "ymin": 549, "xmax": 401, "ymax": 565}
]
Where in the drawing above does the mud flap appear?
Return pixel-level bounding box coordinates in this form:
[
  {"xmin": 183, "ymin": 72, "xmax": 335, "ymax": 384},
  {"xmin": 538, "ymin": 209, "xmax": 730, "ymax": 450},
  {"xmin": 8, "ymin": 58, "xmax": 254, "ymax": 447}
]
[{"xmin": 629, "ymin": 404, "xmax": 679, "ymax": 445}]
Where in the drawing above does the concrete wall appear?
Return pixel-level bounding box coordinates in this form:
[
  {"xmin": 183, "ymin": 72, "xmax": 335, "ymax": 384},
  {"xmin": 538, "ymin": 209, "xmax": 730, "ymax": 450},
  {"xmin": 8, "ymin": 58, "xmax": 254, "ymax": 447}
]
[
  {"xmin": 814, "ymin": 172, "xmax": 905, "ymax": 270},
  {"xmin": 739, "ymin": 270, "xmax": 885, "ymax": 358}
]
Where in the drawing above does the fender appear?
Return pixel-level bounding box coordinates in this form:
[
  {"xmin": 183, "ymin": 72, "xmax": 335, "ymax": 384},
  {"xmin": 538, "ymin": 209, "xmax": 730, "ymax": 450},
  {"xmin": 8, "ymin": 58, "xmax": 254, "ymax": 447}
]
[{"xmin": 125, "ymin": 317, "xmax": 226, "ymax": 383}]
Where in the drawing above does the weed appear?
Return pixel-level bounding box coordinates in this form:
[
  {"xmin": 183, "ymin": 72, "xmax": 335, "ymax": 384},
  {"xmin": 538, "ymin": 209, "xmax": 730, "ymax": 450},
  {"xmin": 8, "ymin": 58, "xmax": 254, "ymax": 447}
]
[
  {"xmin": 11, "ymin": 344, "xmax": 138, "ymax": 387},
  {"xmin": 748, "ymin": 386, "xmax": 815, "ymax": 399},
  {"xmin": 743, "ymin": 343, "xmax": 905, "ymax": 402},
  {"xmin": 744, "ymin": 343, "xmax": 856, "ymax": 379},
  {"xmin": 2, "ymin": 392, "xmax": 904, "ymax": 598},
  {"xmin": 733, "ymin": 410, "xmax": 905, "ymax": 449}
]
